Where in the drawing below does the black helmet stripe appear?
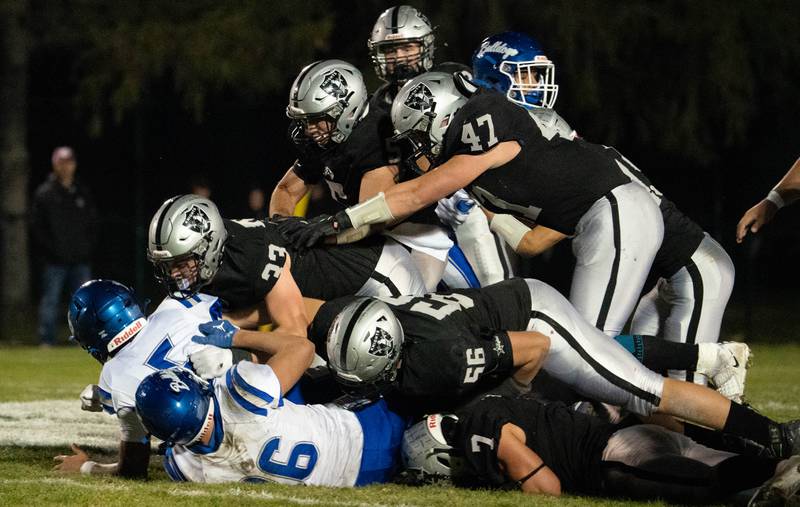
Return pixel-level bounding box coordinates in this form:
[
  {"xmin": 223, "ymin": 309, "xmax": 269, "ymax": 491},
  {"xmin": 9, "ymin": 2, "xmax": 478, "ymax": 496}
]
[
  {"xmin": 390, "ymin": 6, "xmax": 399, "ymax": 33},
  {"xmin": 293, "ymin": 60, "xmax": 324, "ymax": 102},
  {"xmin": 154, "ymin": 195, "xmax": 181, "ymax": 250},
  {"xmin": 339, "ymin": 299, "xmax": 374, "ymax": 370}
]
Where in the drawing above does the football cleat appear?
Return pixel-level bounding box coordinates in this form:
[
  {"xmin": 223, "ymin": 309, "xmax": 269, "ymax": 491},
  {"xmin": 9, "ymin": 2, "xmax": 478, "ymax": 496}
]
[
  {"xmin": 748, "ymin": 454, "xmax": 800, "ymax": 506},
  {"xmin": 700, "ymin": 341, "xmax": 752, "ymax": 403}
]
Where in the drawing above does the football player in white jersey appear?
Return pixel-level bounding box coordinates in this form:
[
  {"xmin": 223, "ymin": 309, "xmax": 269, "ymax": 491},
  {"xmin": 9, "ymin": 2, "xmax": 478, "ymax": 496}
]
[
  {"xmin": 53, "ymin": 279, "xmax": 264, "ymax": 477},
  {"xmin": 134, "ymin": 330, "xmax": 407, "ymax": 486}
]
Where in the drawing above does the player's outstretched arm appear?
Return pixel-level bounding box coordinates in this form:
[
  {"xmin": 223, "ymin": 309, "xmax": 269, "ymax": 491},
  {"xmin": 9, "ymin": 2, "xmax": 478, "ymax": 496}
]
[
  {"xmin": 496, "ymin": 423, "xmax": 561, "ymax": 496},
  {"xmin": 486, "ymin": 212, "xmax": 567, "ymax": 257},
  {"xmin": 736, "ymin": 157, "xmax": 800, "ymax": 243},
  {"xmin": 270, "ymin": 165, "xmax": 310, "ymax": 217}
]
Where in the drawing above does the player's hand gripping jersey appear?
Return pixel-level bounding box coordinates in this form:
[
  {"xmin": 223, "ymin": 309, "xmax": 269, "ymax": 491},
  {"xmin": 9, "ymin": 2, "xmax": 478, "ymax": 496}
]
[
  {"xmin": 98, "ymin": 294, "xmax": 223, "ymax": 437},
  {"xmin": 439, "ymin": 90, "xmax": 630, "ymax": 235},
  {"xmin": 164, "ymin": 362, "xmax": 404, "ymax": 486}
]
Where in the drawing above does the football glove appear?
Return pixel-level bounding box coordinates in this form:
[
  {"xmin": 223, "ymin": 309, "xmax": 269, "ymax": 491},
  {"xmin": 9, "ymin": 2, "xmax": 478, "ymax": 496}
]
[
  {"xmin": 188, "ymin": 345, "xmax": 233, "ymax": 380},
  {"xmin": 79, "ymin": 384, "xmax": 103, "ymax": 412},
  {"xmin": 284, "ymin": 211, "xmax": 353, "ymax": 251},
  {"xmin": 435, "ymin": 189, "xmax": 475, "ymax": 228},
  {"xmin": 191, "ymin": 319, "xmax": 238, "ymax": 348}
]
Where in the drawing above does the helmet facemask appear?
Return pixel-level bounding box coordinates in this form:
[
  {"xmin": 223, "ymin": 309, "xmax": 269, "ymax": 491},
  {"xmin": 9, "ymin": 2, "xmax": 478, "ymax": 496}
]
[
  {"xmin": 288, "ymin": 106, "xmax": 345, "ymax": 147},
  {"xmin": 371, "ymin": 36, "xmax": 434, "ymax": 84},
  {"xmin": 149, "ymin": 246, "xmax": 209, "ymax": 300},
  {"xmin": 390, "ymin": 115, "xmax": 438, "ymax": 176},
  {"xmin": 499, "ymin": 57, "xmax": 558, "ymax": 109}
]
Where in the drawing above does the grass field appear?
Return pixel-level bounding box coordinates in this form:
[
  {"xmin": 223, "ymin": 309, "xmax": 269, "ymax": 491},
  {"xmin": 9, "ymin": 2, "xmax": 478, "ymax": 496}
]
[{"xmin": 1, "ymin": 344, "xmax": 799, "ymax": 506}]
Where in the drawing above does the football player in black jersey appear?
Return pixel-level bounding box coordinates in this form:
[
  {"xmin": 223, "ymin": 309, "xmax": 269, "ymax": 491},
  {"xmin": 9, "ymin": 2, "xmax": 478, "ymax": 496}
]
[
  {"xmin": 281, "ymin": 70, "xmax": 666, "ymax": 341},
  {"xmin": 271, "ymin": 59, "xmax": 455, "ymax": 291},
  {"xmin": 401, "ymin": 397, "xmax": 800, "ymax": 504},
  {"xmin": 468, "ymin": 31, "xmax": 742, "ymax": 394},
  {"xmin": 303, "ymin": 278, "xmax": 800, "ymax": 458},
  {"xmin": 147, "ymin": 195, "xmax": 426, "ymax": 327}
]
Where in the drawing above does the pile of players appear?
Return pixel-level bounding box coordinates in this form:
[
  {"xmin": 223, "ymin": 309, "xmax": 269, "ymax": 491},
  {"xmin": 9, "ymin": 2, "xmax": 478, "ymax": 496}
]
[{"xmin": 54, "ymin": 6, "xmax": 800, "ymax": 505}]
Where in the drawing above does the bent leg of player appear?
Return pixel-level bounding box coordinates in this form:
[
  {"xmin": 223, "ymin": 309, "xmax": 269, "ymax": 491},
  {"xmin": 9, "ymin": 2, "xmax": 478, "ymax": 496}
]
[
  {"xmin": 569, "ymin": 182, "xmax": 664, "ymax": 336},
  {"xmin": 600, "ymin": 424, "xmax": 781, "ymax": 503},
  {"xmin": 384, "ymin": 223, "xmax": 452, "ymax": 292},
  {"xmin": 524, "ymin": 278, "xmax": 798, "ymax": 453},
  {"xmin": 357, "ymin": 238, "xmax": 427, "ymax": 297},
  {"xmin": 655, "ymin": 235, "xmax": 737, "ymax": 383}
]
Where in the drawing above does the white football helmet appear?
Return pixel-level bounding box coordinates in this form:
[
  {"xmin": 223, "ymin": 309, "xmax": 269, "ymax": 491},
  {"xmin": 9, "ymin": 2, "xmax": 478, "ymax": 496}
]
[
  {"xmin": 368, "ymin": 5, "xmax": 435, "ymax": 83},
  {"xmin": 286, "ymin": 60, "xmax": 368, "ymax": 145},
  {"xmin": 402, "ymin": 414, "xmax": 458, "ymax": 482},
  {"xmin": 326, "ymin": 298, "xmax": 404, "ymax": 396},
  {"xmin": 147, "ymin": 195, "xmax": 227, "ymax": 299}
]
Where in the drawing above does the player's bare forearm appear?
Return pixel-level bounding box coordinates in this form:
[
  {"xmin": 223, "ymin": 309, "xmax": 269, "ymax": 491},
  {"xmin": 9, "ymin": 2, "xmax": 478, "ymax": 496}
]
[
  {"xmin": 497, "ymin": 423, "xmax": 561, "ymax": 496},
  {"xmin": 359, "ymin": 165, "xmax": 399, "ymax": 202},
  {"xmin": 382, "ymin": 142, "xmax": 520, "ymax": 220},
  {"xmin": 270, "ymin": 165, "xmax": 309, "ymax": 216},
  {"xmin": 775, "ymin": 157, "xmax": 800, "ymax": 202},
  {"xmin": 515, "ymin": 225, "xmax": 567, "ymax": 257}
]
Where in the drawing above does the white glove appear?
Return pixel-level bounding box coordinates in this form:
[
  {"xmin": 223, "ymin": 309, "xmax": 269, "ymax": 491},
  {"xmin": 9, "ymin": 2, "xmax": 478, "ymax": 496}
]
[
  {"xmin": 435, "ymin": 189, "xmax": 474, "ymax": 228},
  {"xmin": 189, "ymin": 345, "xmax": 234, "ymax": 380},
  {"xmin": 79, "ymin": 384, "xmax": 103, "ymax": 412}
]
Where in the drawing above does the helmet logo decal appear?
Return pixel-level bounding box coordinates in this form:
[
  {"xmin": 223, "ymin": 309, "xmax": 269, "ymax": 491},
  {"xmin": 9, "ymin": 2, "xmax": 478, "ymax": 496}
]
[
  {"xmin": 182, "ymin": 205, "xmax": 211, "ymax": 234},
  {"xmin": 404, "ymin": 83, "xmax": 435, "ymax": 112},
  {"xmin": 159, "ymin": 369, "xmax": 190, "ymax": 393},
  {"xmin": 476, "ymin": 41, "xmax": 520, "ymax": 59},
  {"xmin": 320, "ymin": 70, "xmax": 349, "ymax": 99},
  {"xmin": 367, "ymin": 327, "xmax": 395, "ymax": 357}
]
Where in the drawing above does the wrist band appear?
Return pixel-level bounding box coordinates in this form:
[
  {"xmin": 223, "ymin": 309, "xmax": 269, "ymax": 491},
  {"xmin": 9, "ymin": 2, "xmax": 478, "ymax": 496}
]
[
  {"xmin": 80, "ymin": 460, "xmax": 97, "ymax": 475},
  {"xmin": 766, "ymin": 190, "xmax": 785, "ymax": 209},
  {"xmin": 489, "ymin": 214, "xmax": 530, "ymax": 251},
  {"xmin": 344, "ymin": 192, "xmax": 395, "ymax": 229},
  {"xmin": 515, "ymin": 462, "xmax": 546, "ymax": 488}
]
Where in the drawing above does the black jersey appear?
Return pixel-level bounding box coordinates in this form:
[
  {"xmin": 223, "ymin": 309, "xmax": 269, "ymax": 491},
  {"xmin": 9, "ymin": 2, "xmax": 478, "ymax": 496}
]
[
  {"xmin": 292, "ymin": 106, "xmax": 393, "ymax": 208},
  {"xmin": 454, "ymin": 394, "xmax": 614, "ymax": 494},
  {"xmin": 369, "ymin": 82, "xmax": 397, "ymax": 115},
  {"xmin": 439, "ymin": 90, "xmax": 630, "ymax": 235},
  {"xmin": 310, "ymin": 279, "xmax": 531, "ymax": 405},
  {"xmin": 204, "ymin": 219, "xmax": 382, "ymax": 310},
  {"xmin": 602, "ymin": 146, "xmax": 705, "ymax": 277}
]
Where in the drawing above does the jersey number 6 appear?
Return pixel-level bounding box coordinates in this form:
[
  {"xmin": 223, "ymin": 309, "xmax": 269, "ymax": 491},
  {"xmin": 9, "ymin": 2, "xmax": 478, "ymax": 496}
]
[{"xmin": 258, "ymin": 437, "xmax": 319, "ymax": 481}]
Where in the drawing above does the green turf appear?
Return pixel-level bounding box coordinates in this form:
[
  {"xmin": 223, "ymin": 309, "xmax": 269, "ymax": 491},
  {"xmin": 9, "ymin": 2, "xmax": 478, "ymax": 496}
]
[{"xmin": 0, "ymin": 344, "xmax": 798, "ymax": 506}]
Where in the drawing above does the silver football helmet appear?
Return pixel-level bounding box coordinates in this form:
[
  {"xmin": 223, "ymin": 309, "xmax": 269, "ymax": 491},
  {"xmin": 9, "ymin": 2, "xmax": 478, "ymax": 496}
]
[
  {"xmin": 368, "ymin": 5, "xmax": 435, "ymax": 83},
  {"xmin": 326, "ymin": 298, "xmax": 404, "ymax": 396},
  {"xmin": 402, "ymin": 414, "xmax": 458, "ymax": 483},
  {"xmin": 147, "ymin": 194, "xmax": 227, "ymax": 299},
  {"xmin": 286, "ymin": 60, "xmax": 368, "ymax": 146}
]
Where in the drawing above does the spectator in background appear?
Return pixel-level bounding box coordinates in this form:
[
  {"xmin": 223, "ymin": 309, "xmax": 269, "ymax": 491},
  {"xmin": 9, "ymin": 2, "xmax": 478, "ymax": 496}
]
[
  {"xmin": 247, "ymin": 184, "xmax": 268, "ymax": 220},
  {"xmin": 188, "ymin": 174, "xmax": 212, "ymax": 198},
  {"xmin": 30, "ymin": 146, "xmax": 97, "ymax": 346}
]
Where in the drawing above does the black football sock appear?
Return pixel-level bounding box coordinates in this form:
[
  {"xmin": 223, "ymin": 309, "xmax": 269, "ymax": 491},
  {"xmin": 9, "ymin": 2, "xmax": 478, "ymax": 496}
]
[
  {"xmin": 722, "ymin": 402, "xmax": 776, "ymax": 448},
  {"xmin": 614, "ymin": 334, "xmax": 698, "ymax": 372}
]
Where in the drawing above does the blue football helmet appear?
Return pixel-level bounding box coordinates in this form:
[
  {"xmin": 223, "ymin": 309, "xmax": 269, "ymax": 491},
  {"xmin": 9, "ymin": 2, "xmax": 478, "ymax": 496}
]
[
  {"xmin": 68, "ymin": 279, "xmax": 146, "ymax": 363},
  {"xmin": 135, "ymin": 367, "xmax": 215, "ymax": 446},
  {"xmin": 472, "ymin": 32, "xmax": 559, "ymax": 109}
]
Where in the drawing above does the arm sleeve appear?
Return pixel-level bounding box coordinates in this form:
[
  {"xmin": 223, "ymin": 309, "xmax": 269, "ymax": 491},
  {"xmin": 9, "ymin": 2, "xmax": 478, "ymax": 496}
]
[{"xmin": 226, "ymin": 361, "xmax": 284, "ymax": 413}]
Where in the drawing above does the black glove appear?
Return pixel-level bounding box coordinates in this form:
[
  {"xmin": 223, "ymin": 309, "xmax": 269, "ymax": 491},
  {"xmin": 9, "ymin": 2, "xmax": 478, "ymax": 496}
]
[
  {"xmin": 287, "ymin": 211, "xmax": 353, "ymax": 251},
  {"xmin": 272, "ymin": 214, "xmax": 309, "ymax": 239}
]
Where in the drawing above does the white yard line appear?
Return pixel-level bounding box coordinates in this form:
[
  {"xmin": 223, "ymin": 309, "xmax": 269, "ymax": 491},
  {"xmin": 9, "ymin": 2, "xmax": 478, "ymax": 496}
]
[
  {"xmin": 0, "ymin": 399, "xmax": 119, "ymax": 448},
  {"xmin": 0, "ymin": 478, "xmax": 419, "ymax": 507}
]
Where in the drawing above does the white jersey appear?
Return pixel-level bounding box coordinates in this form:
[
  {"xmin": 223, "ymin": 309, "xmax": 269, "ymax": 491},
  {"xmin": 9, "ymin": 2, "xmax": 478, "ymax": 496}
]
[
  {"xmin": 97, "ymin": 293, "xmax": 222, "ymax": 437},
  {"xmin": 164, "ymin": 361, "xmax": 365, "ymax": 487}
]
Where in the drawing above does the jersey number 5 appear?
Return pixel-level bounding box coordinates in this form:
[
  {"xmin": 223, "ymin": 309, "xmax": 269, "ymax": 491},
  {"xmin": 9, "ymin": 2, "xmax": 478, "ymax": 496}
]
[
  {"xmin": 461, "ymin": 114, "xmax": 499, "ymax": 152},
  {"xmin": 258, "ymin": 437, "xmax": 319, "ymax": 481}
]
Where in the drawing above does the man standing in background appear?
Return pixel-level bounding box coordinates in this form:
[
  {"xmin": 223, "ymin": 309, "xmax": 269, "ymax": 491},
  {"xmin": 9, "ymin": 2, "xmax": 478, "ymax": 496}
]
[{"xmin": 30, "ymin": 146, "xmax": 96, "ymax": 346}]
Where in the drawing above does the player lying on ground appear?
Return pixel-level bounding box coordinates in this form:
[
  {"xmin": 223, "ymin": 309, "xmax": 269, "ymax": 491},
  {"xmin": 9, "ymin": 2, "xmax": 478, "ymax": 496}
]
[
  {"xmin": 401, "ymin": 395, "xmax": 800, "ymax": 505},
  {"xmin": 285, "ymin": 278, "xmax": 797, "ymax": 457},
  {"xmin": 134, "ymin": 355, "xmax": 406, "ymax": 485},
  {"xmin": 53, "ymin": 279, "xmax": 315, "ymax": 478},
  {"xmin": 148, "ymin": 194, "xmax": 426, "ymax": 324}
]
